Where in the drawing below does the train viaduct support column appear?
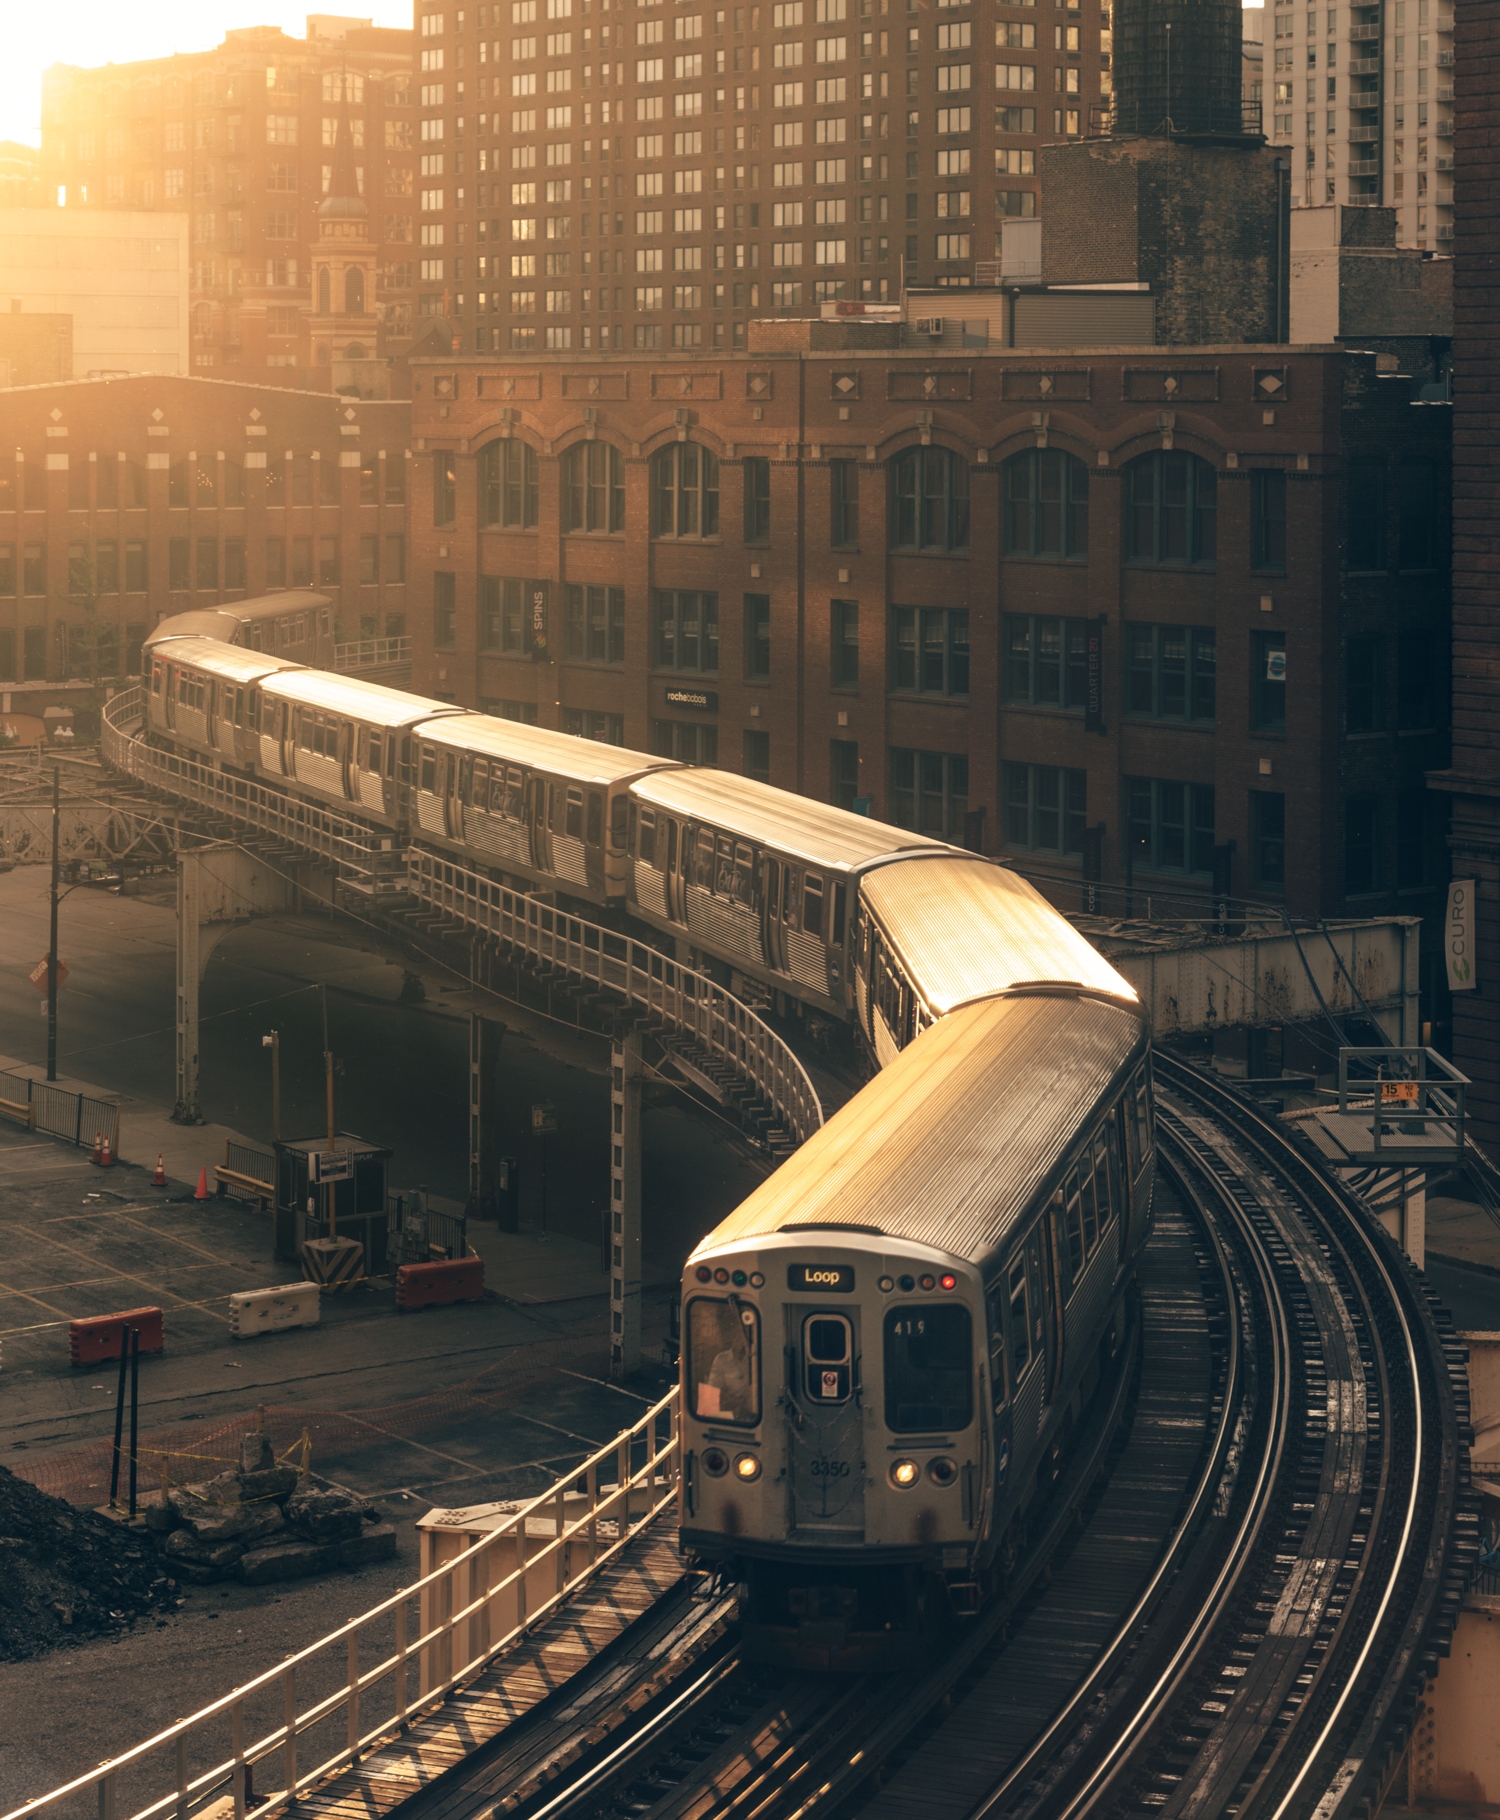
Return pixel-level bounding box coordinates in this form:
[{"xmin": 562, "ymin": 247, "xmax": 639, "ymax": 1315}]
[{"xmin": 610, "ymin": 1028, "xmax": 643, "ymax": 1380}]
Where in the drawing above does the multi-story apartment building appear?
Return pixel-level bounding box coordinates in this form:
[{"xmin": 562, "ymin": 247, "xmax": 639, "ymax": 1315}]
[
  {"xmin": 0, "ymin": 374, "xmax": 410, "ymax": 692},
  {"xmin": 1257, "ymin": 0, "xmax": 1453, "ymax": 248},
  {"xmin": 40, "ymin": 17, "xmax": 418, "ymax": 381},
  {"xmin": 413, "ymin": 0, "xmax": 1111, "ymax": 356},
  {"xmin": 400, "ymin": 324, "xmax": 1452, "ymax": 1028}
]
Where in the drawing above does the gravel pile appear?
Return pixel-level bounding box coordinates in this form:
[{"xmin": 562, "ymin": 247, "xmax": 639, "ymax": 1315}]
[{"xmin": 0, "ymin": 1463, "xmax": 176, "ymax": 1660}]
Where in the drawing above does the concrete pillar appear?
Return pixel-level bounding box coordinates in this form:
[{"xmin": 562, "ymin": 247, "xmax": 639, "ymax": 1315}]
[
  {"xmin": 610, "ymin": 1028, "xmax": 643, "ymax": 1380},
  {"xmin": 174, "ymin": 848, "xmax": 201, "ymax": 1125}
]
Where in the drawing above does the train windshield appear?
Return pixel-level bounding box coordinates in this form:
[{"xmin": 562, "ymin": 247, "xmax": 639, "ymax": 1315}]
[
  {"xmin": 687, "ymin": 1297, "xmax": 761, "ymax": 1426},
  {"xmin": 883, "ymin": 1305, "xmax": 973, "ymax": 1432}
]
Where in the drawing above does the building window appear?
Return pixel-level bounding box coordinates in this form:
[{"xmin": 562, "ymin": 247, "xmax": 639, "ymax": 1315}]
[
  {"xmin": 359, "ymin": 535, "xmax": 380, "ymax": 585},
  {"xmin": 1396, "ymin": 628, "xmax": 1437, "ymax": 730},
  {"xmin": 433, "ymin": 451, "xmax": 457, "ymax": 526},
  {"xmin": 563, "ymin": 583, "xmax": 625, "ymax": 661},
  {"xmin": 890, "ymin": 605, "xmax": 969, "ymax": 696},
  {"xmin": 1346, "ymin": 460, "xmax": 1386, "ymax": 570},
  {"xmin": 889, "ymin": 446, "xmax": 969, "ymax": 551},
  {"xmin": 1397, "ymin": 793, "xmax": 1426, "ymax": 891},
  {"xmin": 653, "ymin": 718, "xmax": 718, "ymax": 763},
  {"xmin": 1124, "ymin": 624, "xmax": 1217, "ymax": 722},
  {"xmin": 1251, "ymin": 469, "xmax": 1287, "ymax": 572},
  {"xmin": 561, "ymin": 439, "xmax": 626, "ymax": 532},
  {"xmin": 650, "ymin": 441, "xmax": 719, "ymax": 537},
  {"xmin": 1003, "ymin": 448, "xmax": 1089, "ymax": 559},
  {"xmin": 292, "ymin": 536, "xmax": 313, "ymax": 587},
  {"xmin": 385, "ymin": 535, "xmax": 406, "ymax": 583},
  {"xmin": 653, "ymin": 589, "xmax": 719, "ymax": 670},
  {"xmin": 743, "ymin": 456, "xmax": 771, "ymax": 543},
  {"xmin": 830, "ymin": 458, "xmax": 859, "ymax": 547},
  {"xmin": 1346, "ymin": 633, "xmax": 1381, "ymax": 734},
  {"xmin": 744, "ymin": 592, "xmax": 772, "ymax": 680},
  {"xmin": 484, "ymin": 698, "xmax": 540, "ymax": 725},
  {"xmin": 480, "ymin": 439, "xmax": 540, "ymax": 527},
  {"xmin": 889, "ymin": 747, "xmax": 967, "ymax": 840},
  {"xmin": 1250, "ymin": 791, "xmax": 1285, "ymax": 890},
  {"xmin": 22, "ymin": 542, "xmax": 44, "ymax": 596},
  {"xmin": 1396, "ymin": 463, "xmax": 1436, "ymax": 570},
  {"xmin": 1003, "ymin": 614, "xmax": 1088, "ymax": 710},
  {"xmin": 318, "ymin": 536, "xmax": 340, "ymax": 587},
  {"xmin": 125, "ymin": 541, "xmax": 148, "ymax": 593},
  {"xmin": 562, "ymin": 707, "xmax": 626, "ymax": 744},
  {"xmin": 481, "ymin": 576, "xmax": 546, "ymax": 654},
  {"xmin": 744, "ymin": 727, "xmax": 771, "ymax": 782},
  {"xmin": 1251, "ymin": 630, "xmax": 1287, "ymax": 733},
  {"xmin": 169, "ymin": 539, "xmax": 190, "ymax": 591},
  {"xmin": 1124, "ymin": 451, "xmax": 1218, "ymax": 566},
  {"xmin": 1125, "ymin": 778, "xmax": 1216, "ymax": 877},
  {"xmin": 225, "ymin": 541, "xmax": 246, "ymax": 591},
  {"xmin": 1345, "ymin": 795, "xmax": 1381, "ymax": 896},
  {"xmin": 434, "ymin": 571, "xmax": 457, "ymax": 646},
  {"xmin": 1003, "ymin": 763, "xmax": 1086, "ymax": 857},
  {"xmin": 24, "ymin": 626, "xmax": 45, "ymax": 679},
  {"xmin": 831, "ymin": 597, "xmax": 859, "ymax": 687},
  {"xmin": 831, "ymin": 738, "xmax": 859, "ymax": 810}
]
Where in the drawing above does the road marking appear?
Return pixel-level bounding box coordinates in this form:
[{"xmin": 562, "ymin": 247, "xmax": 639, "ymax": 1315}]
[
  {"xmin": 9, "ymin": 1225, "xmax": 235, "ymax": 1326},
  {"xmin": 0, "ymin": 1278, "xmax": 72, "ymax": 1319},
  {"xmin": 557, "ymin": 1366, "xmax": 656, "ymax": 1404},
  {"xmin": 513, "ymin": 1410, "xmax": 610, "ymax": 1447}
]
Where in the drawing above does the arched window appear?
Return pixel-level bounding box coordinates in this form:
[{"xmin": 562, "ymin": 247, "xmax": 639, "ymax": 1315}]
[
  {"xmin": 889, "ymin": 447, "xmax": 970, "ymax": 553},
  {"xmin": 1004, "ymin": 449, "xmax": 1089, "ymax": 559},
  {"xmin": 317, "ymin": 266, "xmax": 331, "ymax": 314},
  {"xmin": 561, "ymin": 439, "xmax": 625, "ymax": 532},
  {"xmin": 345, "ymin": 267, "xmax": 364, "ymax": 313},
  {"xmin": 480, "ymin": 439, "xmax": 539, "ymax": 528},
  {"xmin": 1124, "ymin": 452, "xmax": 1218, "ymax": 566},
  {"xmin": 650, "ymin": 442, "xmax": 719, "ymax": 537}
]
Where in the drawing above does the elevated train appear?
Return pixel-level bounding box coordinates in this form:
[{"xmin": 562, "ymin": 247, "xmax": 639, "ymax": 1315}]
[{"xmin": 137, "ymin": 605, "xmax": 1155, "ymax": 1666}]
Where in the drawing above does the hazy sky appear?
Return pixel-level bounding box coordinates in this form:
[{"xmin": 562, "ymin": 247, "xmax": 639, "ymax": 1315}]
[
  {"xmin": 1, "ymin": 0, "xmax": 1263, "ymax": 151},
  {"xmin": 1, "ymin": 0, "xmax": 412, "ymax": 149}
]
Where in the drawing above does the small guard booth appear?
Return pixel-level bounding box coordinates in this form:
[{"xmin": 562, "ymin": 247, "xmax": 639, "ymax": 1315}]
[{"xmin": 273, "ymin": 1133, "xmax": 392, "ymax": 1271}]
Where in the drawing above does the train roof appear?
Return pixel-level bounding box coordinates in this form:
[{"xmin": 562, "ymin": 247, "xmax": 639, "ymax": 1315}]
[
  {"xmin": 231, "ymin": 589, "xmax": 332, "ymax": 624},
  {"xmin": 694, "ymin": 992, "xmax": 1147, "ymax": 1268},
  {"xmin": 259, "ymin": 669, "xmax": 465, "ymax": 730},
  {"xmin": 629, "ymin": 769, "xmax": 953, "ymax": 873},
  {"xmin": 410, "ymin": 713, "xmax": 679, "ymax": 787},
  {"xmin": 144, "ymin": 610, "xmax": 253, "ymax": 649},
  {"xmin": 860, "ymin": 856, "xmax": 1138, "ymax": 1015},
  {"xmin": 143, "ymin": 592, "xmax": 331, "ymax": 650},
  {"xmin": 143, "ymin": 637, "xmax": 305, "ymax": 685}
]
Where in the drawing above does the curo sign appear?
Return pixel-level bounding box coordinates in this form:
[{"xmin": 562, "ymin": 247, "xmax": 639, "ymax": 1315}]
[{"xmin": 1445, "ymin": 879, "xmax": 1477, "ymax": 992}]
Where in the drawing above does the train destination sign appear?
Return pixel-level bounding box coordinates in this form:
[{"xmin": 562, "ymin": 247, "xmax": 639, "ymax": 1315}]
[
  {"xmin": 664, "ymin": 688, "xmax": 718, "ymax": 712},
  {"xmin": 787, "ymin": 1263, "xmax": 855, "ymax": 1293}
]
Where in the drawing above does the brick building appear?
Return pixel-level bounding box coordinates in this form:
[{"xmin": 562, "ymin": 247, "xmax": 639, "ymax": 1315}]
[
  {"xmin": 411, "ymin": 0, "xmax": 1110, "ymax": 359},
  {"xmin": 1431, "ymin": 0, "xmax": 1500, "ymax": 1146},
  {"xmin": 403, "ymin": 325, "xmax": 1452, "ymax": 1020},
  {"xmin": 0, "ymin": 373, "xmax": 410, "ymax": 693},
  {"xmin": 40, "ymin": 17, "xmax": 416, "ymax": 383}
]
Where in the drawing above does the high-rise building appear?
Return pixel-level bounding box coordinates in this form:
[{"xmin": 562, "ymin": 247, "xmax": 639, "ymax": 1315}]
[
  {"xmin": 416, "ymin": 0, "xmax": 1109, "ymax": 356},
  {"xmin": 1258, "ymin": 0, "xmax": 1453, "ymax": 249},
  {"xmin": 40, "ymin": 16, "xmax": 418, "ymax": 381}
]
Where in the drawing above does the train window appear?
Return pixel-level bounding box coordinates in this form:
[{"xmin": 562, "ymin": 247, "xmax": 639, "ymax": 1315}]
[
  {"xmin": 687, "ymin": 1297, "xmax": 761, "ymax": 1426},
  {"xmin": 1058, "ymin": 1183, "xmax": 1083, "ymax": 1281},
  {"xmin": 1079, "ymin": 1159, "xmax": 1099, "ymax": 1254},
  {"xmin": 366, "ymin": 730, "xmax": 381, "ymax": 772},
  {"xmin": 803, "ymin": 1314, "xmax": 853, "ymax": 1404},
  {"xmin": 804, "ymin": 873, "xmax": 825, "ymax": 938},
  {"xmin": 1094, "ymin": 1129, "xmax": 1116, "ymax": 1229},
  {"xmin": 832, "ymin": 883, "xmax": 847, "ymax": 945},
  {"xmin": 638, "ymin": 809, "xmax": 657, "ymax": 866},
  {"xmin": 459, "ymin": 759, "xmax": 476, "ymax": 807},
  {"xmin": 714, "ymin": 834, "xmax": 734, "ymax": 895},
  {"xmin": 420, "ymin": 746, "xmax": 437, "ymax": 793},
  {"xmin": 587, "ymin": 793, "xmax": 604, "ymax": 847},
  {"xmin": 150, "ymin": 662, "xmax": 164, "ymax": 695},
  {"xmin": 507, "ymin": 768, "xmax": 525, "ymax": 818},
  {"xmin": 546, "ymin": 784, "xmax": 562, "ymax": 835},
  {"xmin": 1008, "ymin": 1262, "xmax": 1030, "ymax": 1379},
  {"xmin": 565, "ymin": 788, "xmax": 584, "ymax": 839},
  {"xmin": 733, "ymin": 844, "xmax": 754, "ymax": 906},
  {"xmin": 610, "ymin": 795, "xmax": 628, "ymax": 850},
  {"xmin": 985, "ymin": 1284, "xmax": 1008, "ymax": 1411},
  {"xmin": 783, "ymin": 869, "xmax": 800, "ymax": 929},
  {"xmin": 883, "ymin": 1305, "xmax": 973, "ymax": 1432}
]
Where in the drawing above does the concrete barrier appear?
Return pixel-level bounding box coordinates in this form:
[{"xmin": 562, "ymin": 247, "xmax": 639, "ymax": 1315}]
[
  {"xmin": 396, "ymin": 1255, "xmax": 484, "ymax": 1311},
  {"xmin": 228, "ymin": 1283, "xmax": 322, "ymax": 1340},
  {"xmin": 69, "ymin": 1307, "xmax": 164, "ymax": 1366}
]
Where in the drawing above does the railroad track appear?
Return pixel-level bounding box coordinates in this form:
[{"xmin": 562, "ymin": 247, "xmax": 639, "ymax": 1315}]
[{"xmin": 406, "ymin": 1060, "xmax": 1468, "ymax": 1820}]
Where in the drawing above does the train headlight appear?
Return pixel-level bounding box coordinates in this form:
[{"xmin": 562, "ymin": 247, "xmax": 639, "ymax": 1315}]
[
  {"xmin": 927, "ymin": 1457, "xmax": 958, "ymax": 1488},
  {"xmin": 733, "ymin": 1452, "xmax": 762, "ymax": 1483},
  {"xmin": 701, "ymin": 1447, "xmax": 729, "ymax": 1477},
  {"xmin": 890, "ymin": 1458, "xmax": 920, "ymax": 1489}
]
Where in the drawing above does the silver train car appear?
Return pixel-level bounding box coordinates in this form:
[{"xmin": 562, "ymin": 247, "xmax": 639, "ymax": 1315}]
[
  {"xmin": 681, "ymin": 982, "xmax": 1153, "ymax": 1669},
  {"xmin": 143, "ymin": 591, "xmax": 336, "ymax": 668}
]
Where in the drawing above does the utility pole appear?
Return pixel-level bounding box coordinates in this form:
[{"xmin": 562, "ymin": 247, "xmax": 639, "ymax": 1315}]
[
  {"xmin": 262, "ymin": 1030, "xmax": 281, "ymax": 1144},
  {"xmin": 47, "ymin": 766, "xmax": 59, "ymax": 1083},
  {"xmin": 322, "ymin": 985, "xmax": 336, "ymax": 1240}
]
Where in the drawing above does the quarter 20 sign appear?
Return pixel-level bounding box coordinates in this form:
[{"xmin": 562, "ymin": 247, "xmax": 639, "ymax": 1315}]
[{"xmin": 1446, "ymin": 879, "xmax": 1476, "ymax": 992}]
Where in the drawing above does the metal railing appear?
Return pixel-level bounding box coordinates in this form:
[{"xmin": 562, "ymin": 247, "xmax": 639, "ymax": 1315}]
[
  {"xmin": 1336, "ymin": 1046, "xmax": 1468, "ymax": 1164},
  {"xmin": 408, "ymin": 849, "xmax": 823, "ymax": 1148},
  {"xmin": 388, "ymin": 1190, "xmax": 470, "ymax": 1263},
  {"xmin": 101, "ymin": 689, "xmax": 394, "ymax": 886},
  {"xmin": 332, "ymin": 636, "xmax": 412, "ymax": 674},
  {"xmin": 0, "ymin": 1075, "xmax": 120, "ymax": 1153},
  {"xmin": 2, "ymin": 1388, "xmax": 681, "ymax": 1820}
]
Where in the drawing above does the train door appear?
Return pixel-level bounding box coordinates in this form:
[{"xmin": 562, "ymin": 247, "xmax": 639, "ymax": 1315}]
[
  {"xmin": 527, "ymin": 773, "xmax": 550, "ymax": 874},
  {"xmin": 760, "ymin": 858, "xmax": 788, "ymax": 972},
  {"xmin": 663, "ymin": 817, "xmax": 687, "ymax": 923},
  {"xmin": 163, "ymin": 665, "xmax": 178, "ymax": 731},
  {"xmin": 787, "ymin": 1307, "xmax": 865, "ymax": 1538},
  {"xmin": 986, "ymin": 1280, "xmax": 1015, "ymax": 1514},
  {"xmin": 1025, "ymin": 1225, "xmax": 1060, "ymax": 1409},
  {"xmin": 447, "ymin": 754, "xmax": 468, "ymax": 839},
  {"xmin": 342, "ymin": 723, "xmax": 358, "ymax": 803}
]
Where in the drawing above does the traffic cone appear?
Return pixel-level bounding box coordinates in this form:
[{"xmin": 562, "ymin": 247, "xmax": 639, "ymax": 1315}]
[
  {"xmin": 90, "ymin": 1132, "xmax": 103, "ymax": 1166},
  {"xmin": 100, "ymin": 1135, "xmax": 113, "ymax": 1167},
  {"xmin": 151, "ymin": 1153, "xmax": 166, "ymax": 1187},
  {"xmin": 195, "ymin": 1166, "xmax": 210, "ymax": 1201}
]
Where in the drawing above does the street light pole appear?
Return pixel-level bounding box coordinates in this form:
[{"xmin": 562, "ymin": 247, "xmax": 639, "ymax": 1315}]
[
  {"xmin": 262, "ymin": 1030, "xmax": 281, "ymax": 1144},
  {"xmin": 47, "ymin": 766, "xmax": 59, "ymax": 1083}
]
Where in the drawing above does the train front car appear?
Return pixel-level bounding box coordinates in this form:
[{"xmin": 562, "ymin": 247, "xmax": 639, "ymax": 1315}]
[{"xmin": 679, "ymin": 988, "xmax": 1153, "ymax": 1671}]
